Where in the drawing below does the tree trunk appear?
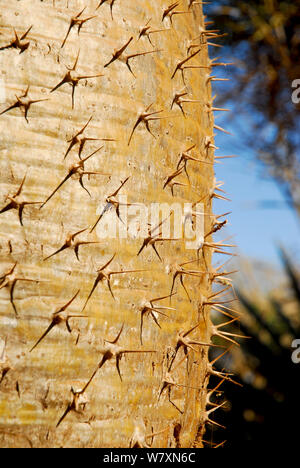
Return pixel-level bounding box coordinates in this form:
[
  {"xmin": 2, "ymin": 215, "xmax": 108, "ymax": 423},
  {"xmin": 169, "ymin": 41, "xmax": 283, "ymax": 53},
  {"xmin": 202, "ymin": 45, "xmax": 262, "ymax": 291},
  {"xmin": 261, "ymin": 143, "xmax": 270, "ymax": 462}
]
[{"xmin": 0, "ymin": 0, "xmax": 216, "ymax": 448}]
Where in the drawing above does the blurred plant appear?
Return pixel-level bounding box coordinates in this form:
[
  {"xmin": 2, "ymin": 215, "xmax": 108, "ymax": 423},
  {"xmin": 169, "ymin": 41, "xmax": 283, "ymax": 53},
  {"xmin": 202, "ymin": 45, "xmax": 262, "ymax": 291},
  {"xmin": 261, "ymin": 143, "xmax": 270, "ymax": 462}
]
[
  {"xmin": 209, "ymin": 0, "xmax": 300, "ymax": 215},
  {"xmin": 205, "ymin": 248, "xmax": 300, "ymax": 447}
]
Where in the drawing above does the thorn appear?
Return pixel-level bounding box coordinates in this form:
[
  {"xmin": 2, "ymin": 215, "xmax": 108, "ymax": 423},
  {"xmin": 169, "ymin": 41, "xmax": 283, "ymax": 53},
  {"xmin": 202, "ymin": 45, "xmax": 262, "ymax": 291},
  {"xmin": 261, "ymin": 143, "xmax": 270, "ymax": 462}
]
[
  {"xmin": 40, "ymin": 146, "xmax": 105, "ymax": 208},
  {"xmin": 82, "ymin": 254, "xmax": 146, "ymax": 310},
  {"xmin": 138, "ymin": 19, "xmax": 169, "ymax": 47},
  {"xmin": 0, "ymin": 262, "xmax": 39, "ymax": 316},
  {"xmin": 163, "ymin": 167, "xmax": 186, "ymax": 195},
  {"xmin": 170, "ymin": 91, "xmax": 188, "ymax": 117},
  {"xmin": 64, "ymin": 116, "xmax": 115, "ymax": 160},
  {"xmin": 203, "ymin": 402, "xmax": 226, "ymax": 428},
  {"xmin": 128, "ymin": 103, "xmax": 167, "ymax": 146},
  {"xmin": 176, "ymin": 144, "xmax": 213, "ymax": 181},
  {"xmin": 30, "ymin": 290, "xmax": 82, "ymax": 352},
  {"xmin": 201, "ymin": 240, "xmax": 236, "ymax": 257},
  {"xmin": 211, "ymin": 318, "xmax": 250, "ymax": 346},
  {"xmin": 85, "ymin": 324, "xmax": 156, "ymax": 383},
  {"xmin": 199, "ymin": 179, "xmax": 231, "ymax": 203},
  {"xmin": 204, "ymin": 135, "xmax": 218, "ymax": 152},
  {"xmin": 104, "ymin": 36, "xmax": 133, "ymax": 67},
  {"xmin": 206, "ymin": 378, "xmax": 226, "ymax": 407},
  {"xmin": 50, "ymin": 50, "xmax": 104, "ymax": 108},
  {"xmin": 162, "ymin": 3, "xmax": 191, "ymax": 25},
  {"xmin": 139, "ymin": 292, "xmax": 176, "ymax": 344},
  {"xmin": 96, "ymin": 0, "xmax": 117, "ymax": 20},
  {"xmin": 206, "ymin": 346, "xmax": 243, "ymax": 387},
  {"xmin": 209, "ymin": 58, "xmax": 234, "ymax": 68},
  {"xmin": 137, "ymin": 215, "xmax": 179, "ymax": 262},
  {"xmin": 0, "ymin": 25, "xmax": 32, "ymax": 54},
  {"xmin": 204, "ymin": 219, "xmax": 228, "ymax": 238},
  {"xmin": 206, "ymin": 103, "xmax": 230, "ymax": 113},
  {"xmin": 0, "ymin": 174, "xmax": 42, "ymax": 225},
  {"xmin": 90, "ymin": 176, "xmax": 134, "ymax": 232},
  {"xmin": 104, "ymin": 36, "xmax": 162, "ymax": 76},
  {"xmin": 104, "ymin": 36, "xmax": 162, "ymax": 77},
  {"xmin": 43, "ymin": 228, "xmax": 100, "ymax": 261},
  {"xmin": 168, "ymin": 260, "xmax": 209, "ymax": 303},
  {"xmin": 213, "ymin": 124, "xmax": 232, "ymax": 135},
  {"xmin": 171, "ymin": 48, "xmax": 202, "ymax": 84},
  {"xmin": 56, "ymin": 383, "xmax": 89, "ymax": 427},
  {"xmin": 123, "ymin": 49, "xmax": 162, "ymax": 77},
  {"xmin": 16, "ymin": 381, "xmax": 20, "ymax": 398},
  {"xmin": 0, "ymin": 337, "xmax": 11, "ymax": 385},
  {"xmin": 162, "ymin": 2, "xmax": 179, "ymax": 22},
  {"xmin": 61, "ymin": 8, "xmax": 97, "ymax": 48},
  {"xmin": 168, "ymin": 322, "xmax": 216, "ymax": 371},
  {"xmin": 189, "ymin": 1, "xmax": 210, "ymax": 8},
  {"xmin": 207, "ymin": 41, "xmax": 223, "ymax": 48},
  {"xmin": 0, "ymin": 86, "xmax": 48, "ymax": 123},
  {"xmin": 64, "ymin": 115, "xmax": 93, "ymax": 159},
  {"xmin": 158, "ymin": 355, "xmax": 199, "ymax": 413},
  {"xmin": 215, "ymin": 154, "xmax": 238, "ymax": 160},
  {"xmin": 129, "ymin": 421, "xmax": 168, "ymax": 448}
]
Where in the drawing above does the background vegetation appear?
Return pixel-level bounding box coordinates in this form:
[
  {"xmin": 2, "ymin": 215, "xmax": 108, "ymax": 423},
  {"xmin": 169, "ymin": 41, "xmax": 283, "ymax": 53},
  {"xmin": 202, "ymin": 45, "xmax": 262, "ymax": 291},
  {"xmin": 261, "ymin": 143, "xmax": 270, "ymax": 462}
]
[{"xmin": 206, "ymin": 0, "xmax": 300, "ymax": 447}]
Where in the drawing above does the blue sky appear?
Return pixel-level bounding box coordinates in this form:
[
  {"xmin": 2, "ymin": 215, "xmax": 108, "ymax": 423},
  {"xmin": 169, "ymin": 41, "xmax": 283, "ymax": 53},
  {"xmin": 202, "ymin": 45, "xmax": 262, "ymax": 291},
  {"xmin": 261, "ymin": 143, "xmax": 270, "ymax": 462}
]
[
  {"xmin": 213, "ymin": 128, "xmax": 300, "ymax": 269},
  {"xmin": 205, "ymin": 34, "xmax": 300, "ymax": 271}
]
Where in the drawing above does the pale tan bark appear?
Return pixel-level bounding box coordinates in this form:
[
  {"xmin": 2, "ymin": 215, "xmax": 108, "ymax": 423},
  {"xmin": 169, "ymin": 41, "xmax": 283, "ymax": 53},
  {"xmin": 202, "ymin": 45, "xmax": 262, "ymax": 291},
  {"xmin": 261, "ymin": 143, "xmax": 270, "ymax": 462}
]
[{"xmin": 0, "ymin": 0, "xmax": 215, "ymax": 448}]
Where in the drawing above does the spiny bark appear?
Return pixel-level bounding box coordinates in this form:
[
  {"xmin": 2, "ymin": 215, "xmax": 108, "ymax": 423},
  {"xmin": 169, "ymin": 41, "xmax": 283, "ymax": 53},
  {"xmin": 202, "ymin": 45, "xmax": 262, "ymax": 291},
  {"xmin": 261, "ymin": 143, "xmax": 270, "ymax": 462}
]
[{"xmin": 0, "ymin": 0, "xmax": 217, "ymax": 448}]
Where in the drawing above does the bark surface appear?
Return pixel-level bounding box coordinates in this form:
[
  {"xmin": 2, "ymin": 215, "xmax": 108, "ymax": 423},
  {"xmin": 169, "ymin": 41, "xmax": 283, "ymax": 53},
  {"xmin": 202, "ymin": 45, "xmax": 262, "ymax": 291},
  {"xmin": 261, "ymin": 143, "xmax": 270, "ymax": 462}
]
[{"xmin": 0, "ymin": 0, "xmax": 215, "ymax": 448}]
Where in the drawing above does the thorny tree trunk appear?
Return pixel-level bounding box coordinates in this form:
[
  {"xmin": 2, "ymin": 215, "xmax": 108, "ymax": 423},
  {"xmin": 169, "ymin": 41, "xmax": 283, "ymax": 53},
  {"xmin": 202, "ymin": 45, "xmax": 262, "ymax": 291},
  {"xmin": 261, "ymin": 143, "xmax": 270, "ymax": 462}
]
[{"xmin": 0, "ymin": 0, "xmax": 220, "ymax": 448}]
